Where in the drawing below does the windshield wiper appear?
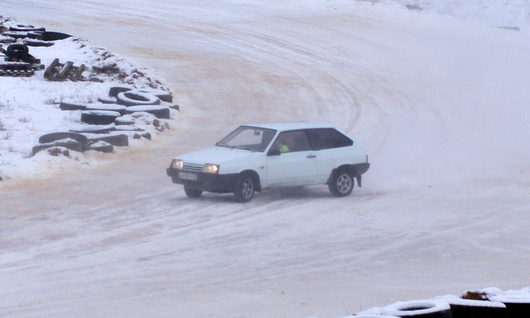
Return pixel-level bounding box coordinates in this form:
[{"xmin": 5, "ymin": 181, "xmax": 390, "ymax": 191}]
[
  {"xmin": 216, "ymin": 144, "xmax": 253, "ymax": 151},
  {"xmin": 232, "ymin": 145, "xmax": 251, "ymax": 151}
]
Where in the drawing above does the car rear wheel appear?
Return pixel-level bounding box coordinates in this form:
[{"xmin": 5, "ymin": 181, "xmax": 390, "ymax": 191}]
[
  {"xmin": 329, "ymin": 169, "xmax": 354, "ymax": 197},
  {"xmin": 184, "ymin": 186, "xmax": 203, "ymax": 198},
  {"xmin": 233, "ymin": 174, "xmax": 255, "ymax": 202}
]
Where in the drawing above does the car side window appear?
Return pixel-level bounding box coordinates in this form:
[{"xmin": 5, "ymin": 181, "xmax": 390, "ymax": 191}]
[
  {"xmin": 306, "ymin": 128, "xmax": 353, "ymax": 150},
  {"xmin": 271, "ymin": 130, "xmax": 312, "ymax": 153}
]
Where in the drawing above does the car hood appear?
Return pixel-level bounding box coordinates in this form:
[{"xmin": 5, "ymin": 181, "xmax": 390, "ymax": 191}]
[{"xmin": 175, "ymin": 146, "xmax": 257, "ymax": 165}]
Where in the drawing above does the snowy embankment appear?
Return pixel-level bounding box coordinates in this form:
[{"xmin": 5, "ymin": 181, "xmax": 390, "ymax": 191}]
[
  {"xmin": 0, "ymin": 1, "xmax": 529, "ymax": 318},
  {"xmin": 353, "ymin": 286, "xmax": 530, "ymax": 317},
  {"xmin": 0, "ymin": 16, "xmax": 174, "ymax": 180},
  {"xmin": 367, "ymin": 0, "xmax": 530, "ymax": 32}
]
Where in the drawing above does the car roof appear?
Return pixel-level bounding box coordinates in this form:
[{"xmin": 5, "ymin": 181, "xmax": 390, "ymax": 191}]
[{"xmin": 244, "ymin": 121, "xmax": 334, "ymax": 132}]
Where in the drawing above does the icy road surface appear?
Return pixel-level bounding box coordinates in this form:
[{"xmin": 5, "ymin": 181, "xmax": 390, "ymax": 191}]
[{"xmin": 1, "ymin": 1, "xmax": 530, "ymax": 317}]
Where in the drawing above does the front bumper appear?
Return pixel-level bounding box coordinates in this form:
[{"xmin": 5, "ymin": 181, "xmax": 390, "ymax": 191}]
[{"xmin": 166, "ymin": 167, "xmax": 238, "ymax": 193}]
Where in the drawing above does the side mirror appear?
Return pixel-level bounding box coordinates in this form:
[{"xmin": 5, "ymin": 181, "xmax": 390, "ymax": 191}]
[{"xmin": 268, "ymin": 149, "xmax": 281, "ymax": 156}]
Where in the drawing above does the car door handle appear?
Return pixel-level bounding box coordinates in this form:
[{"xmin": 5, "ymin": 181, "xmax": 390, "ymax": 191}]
[{"xmin": 307, "ymin": 154, "xmax": 317, "ymax": 159}]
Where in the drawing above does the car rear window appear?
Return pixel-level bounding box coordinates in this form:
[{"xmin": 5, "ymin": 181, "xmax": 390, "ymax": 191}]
[{"xmin": 306, "ymin": 128, "xmax": 353, "ymax": 150}]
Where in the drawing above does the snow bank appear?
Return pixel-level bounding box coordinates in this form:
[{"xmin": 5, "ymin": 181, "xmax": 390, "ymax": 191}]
[
  {"xmin": 359, "ymin": 0, "xmax": 530, "ymax": 32},
  {"xmin": 0, "ymin": 16, "xmax": 172, "ymax": 180}
]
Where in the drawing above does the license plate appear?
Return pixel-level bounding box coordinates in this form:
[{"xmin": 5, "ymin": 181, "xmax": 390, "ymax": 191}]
[{"xmin": 179, "ymin": 172, "xmax": 197, "ymax": 181}]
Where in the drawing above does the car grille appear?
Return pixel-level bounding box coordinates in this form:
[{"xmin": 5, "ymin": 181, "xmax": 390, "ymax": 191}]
[{"xmin": 183, "ymin": 162, "xmax": 203, "ymax": 173}]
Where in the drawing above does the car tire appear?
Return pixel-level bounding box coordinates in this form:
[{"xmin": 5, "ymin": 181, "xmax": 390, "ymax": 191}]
[
  {"xmin": 233, "ymin": 173, "xmax": 255, "ymax": 203},
  {"xmin": 328, "ymin": 169, "xmax": 354, "ymax": 197},
  {"xmin": 184, "ymin": 186, "xmax": 203, "ymax": 198}
]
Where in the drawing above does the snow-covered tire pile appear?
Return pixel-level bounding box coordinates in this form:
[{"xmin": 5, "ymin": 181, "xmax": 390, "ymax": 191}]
[
  {"xmin": 0, "ymin": 17, "xmax": 179, "ymax": 164},
  {"xmin": 352, "ymin": 287, "xmax": 530, "ymax": 318},
  {"xmin": 35, "ymin": 85, "xmax": 175, "ymax": 156}
]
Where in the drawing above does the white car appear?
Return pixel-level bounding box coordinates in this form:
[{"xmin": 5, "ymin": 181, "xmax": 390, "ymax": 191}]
[{"xmin": 167, "ymin": 122, "xmax": 370, "ymax": 202}]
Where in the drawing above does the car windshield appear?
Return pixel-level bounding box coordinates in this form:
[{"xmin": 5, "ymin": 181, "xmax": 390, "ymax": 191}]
[{"xmin": 216, "ymin": 126, "xmax": 277, "ymax": 152}]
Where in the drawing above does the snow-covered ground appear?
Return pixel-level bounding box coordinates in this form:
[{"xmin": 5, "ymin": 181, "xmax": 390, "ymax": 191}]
[
  {"xmin": 0, "ymin": 1, "xmax": 529, "ymax": 318},
  {"xmin": 370, "ymin": 0, "xmax": 530, "ymax": 32}
]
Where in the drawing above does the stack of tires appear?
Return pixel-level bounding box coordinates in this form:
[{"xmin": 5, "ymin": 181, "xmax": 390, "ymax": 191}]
[
  {"xmin": 61, "ymin": 86, "xmax": 174, "ymax": 126},
  {"xmin": 2, "ymin": 24, "xmax": 71, "ymax": 46},
  {"xmin": 352, "ymin": 289, "xmax": 530, "ymax": 318}
]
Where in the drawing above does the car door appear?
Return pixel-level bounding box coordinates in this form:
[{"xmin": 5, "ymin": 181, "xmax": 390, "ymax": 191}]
[
  {"xmin": 266, "ymin": 130, "xmax": 318, "ymax": 186},
  {"xmin": 306, "ymin": 128, "xmax": 354, "ymax": 183}
]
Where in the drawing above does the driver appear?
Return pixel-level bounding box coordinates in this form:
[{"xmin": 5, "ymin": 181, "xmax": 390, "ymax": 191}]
[{"xmin": 278, "ymin": 133, "xmax": 296, "ymax": 153}]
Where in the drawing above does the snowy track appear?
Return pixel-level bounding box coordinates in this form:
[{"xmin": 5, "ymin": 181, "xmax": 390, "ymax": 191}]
[{"xmin": 1, "ymin": 1, "xmax": 530, "ymax": 317}]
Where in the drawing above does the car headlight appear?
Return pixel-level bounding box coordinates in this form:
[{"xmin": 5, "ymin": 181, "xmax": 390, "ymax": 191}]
[
  {"xmin": 171, "ymin": 159, "xmax": 184, "ymax": 170},
  {"xmin": 203, "ymin": 164, "xmax": 220, "ymax": 174}
]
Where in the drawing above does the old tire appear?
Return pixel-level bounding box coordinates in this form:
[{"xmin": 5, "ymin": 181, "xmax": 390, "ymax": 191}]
[
  {"xmin": 98, "ymin": 96, "xmax": 118, "ymax": 104},
  {"xmin": 109, "ymin": 86, "xmax": 133, "ymax": 97},
  {"xmin": 3, "ymin": 31, "xmax": 29, "ymax": 39},
  {"xmin": 125, "ymin": 106, "xmax": 170, "ymax": 119},
  {"xmin": 10, "ymin": 25, "xmax": 45, "ymax": 32},
  {"xmin": 84, "ymin": 133, "xmax": 129, "ymax": 147},
  {"xmin": 32, "ymin": 139, "xmax": 84, "ymax": 156},
  {"xmin": 70, "ymin": 126, "xmax": 115, "ymax": 134},
  {"xmin": 39, "ymin": 132, "xmax": 88, "ymax": 150},
  {"xmin": 60, "ymin": 102, "xmax": 87, "ymax": 111},
  {"xmin": 328, "ymin": 169, "xmax": 354, "ymax": 197},
  {"xmin": 116, "ymin": 90, "xmax": 160, "ymax": 107},
  {"xmin": 81, "ymin": 110, "xmax": 120, "ymax": 125},
  {"xmin": 23, "ymin": 39, "xmax": 54, "ymax": 47},
  {"xmin": 84, "ymin": 103, "xmax": 127, "ymax": 114},
  {"xmin": 88, "ymin": 141, "xmax": 114, "ymax": 153},
  {"xmin": 135, "ymin": 88, "xmax": 173, "ymax": 103},
  {"xmin": 233, "ymin": 173, "xmax": 255, "ymax": 203},
  {"xmin": 184, "ymin": 186, "xmax": 203, "ymax": 198},
  {"xmin": 40, "ymin": 31, "xmax": 71, "ymax": 41},
  {"xmin": 490, "ymin": 295, "xmax": 530, "ymax": 318},
  {"xmin": 6, "ymin": 44, "xmax": 29, "ymax": 59},
  {"xmin": 382, "ymin": 300, "xmax": 452, "ymax": 318},
  {"xmin": 448, "ymin": 298, "xmax": 506, "ymax": 318}
]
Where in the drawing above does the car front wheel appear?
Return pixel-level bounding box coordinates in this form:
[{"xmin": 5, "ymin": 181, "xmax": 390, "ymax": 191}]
[
  {"xmin": 329, "ymin": 170, "xmax": 354, "ymax": 197},
  {"xmin": 184, "ymin": 186, "xmax": 203, "ymax": 198},
  {"xmin": 233, "ymin": 174, "xmax": 255, "ymax": 202}
]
